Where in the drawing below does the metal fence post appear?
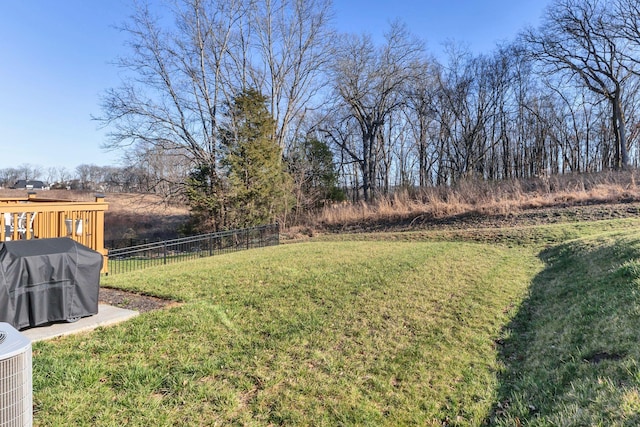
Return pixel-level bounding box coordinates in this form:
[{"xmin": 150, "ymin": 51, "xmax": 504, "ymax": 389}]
[{"xmin": 163, "ymin": 241, "xmax": 167, "ymax": 265}]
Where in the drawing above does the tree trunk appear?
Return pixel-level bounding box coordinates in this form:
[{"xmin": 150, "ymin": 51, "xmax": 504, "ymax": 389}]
[{"xmin": 613, "ymin": 92, "xmax": 629, "ymax": 169}]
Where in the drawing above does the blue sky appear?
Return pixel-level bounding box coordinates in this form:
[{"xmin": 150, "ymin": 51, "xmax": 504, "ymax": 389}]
[{"xmin": 0, "ymin": 0, "xmax": 551, "ymax": 173}]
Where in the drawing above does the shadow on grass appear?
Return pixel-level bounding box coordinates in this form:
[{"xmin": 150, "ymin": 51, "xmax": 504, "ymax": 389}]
[{"xmin": 487, "ymin": 236, "xmax": 640, "ymax": 426}]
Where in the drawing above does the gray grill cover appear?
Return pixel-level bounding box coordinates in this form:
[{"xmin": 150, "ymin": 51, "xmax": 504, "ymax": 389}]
[{"xmin": 0, "ymin": 238, "xmax": 102, "ymax": 330}]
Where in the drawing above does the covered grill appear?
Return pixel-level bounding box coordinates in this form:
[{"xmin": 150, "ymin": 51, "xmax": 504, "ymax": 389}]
[{"xmin": 0, "ymin": 238, "xmax": 102, "ymax": 330}]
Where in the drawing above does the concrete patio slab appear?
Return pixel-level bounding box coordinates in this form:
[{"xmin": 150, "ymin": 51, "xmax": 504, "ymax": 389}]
[{"xmin": 20, "ymin": 304, "xmax": 139, "ymax": 342}]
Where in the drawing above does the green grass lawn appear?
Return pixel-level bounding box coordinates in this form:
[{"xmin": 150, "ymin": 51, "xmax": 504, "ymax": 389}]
[{"xmin": 32, "ymin": 218, "xmax": 640, "ymax": 425}]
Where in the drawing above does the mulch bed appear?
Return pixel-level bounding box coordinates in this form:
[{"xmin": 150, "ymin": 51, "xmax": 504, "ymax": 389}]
[{"xmin": 99, "ymin": 287, "xmax": 177, "ymax": 313}]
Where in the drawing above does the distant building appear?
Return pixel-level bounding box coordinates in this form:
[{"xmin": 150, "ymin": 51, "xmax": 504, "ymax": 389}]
[{"xmin": 10, "ymin": 180, "xmax": 48, "ymax": 190}]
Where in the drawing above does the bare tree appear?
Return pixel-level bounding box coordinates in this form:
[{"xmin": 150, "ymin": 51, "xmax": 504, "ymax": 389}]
[
  {"xmin": 100, "ymin": 0, "xmax": 249, "ymax": 180},
  {"xmin": 0, "ymin": 168, "xmax": 20, "ymax": 188},
  {"xmin": 56, "ymin": 167, "xmax": 73, "ymax": 186},
  {"xmin": 329, "ymin": 22, "xmax": 424, "ymax": 200},
  {"xmin": 75, "ymin": 164, "xmax": 107, "ymax": 190},
  {"xmin": 615, "ymin": 0, "xmax": 640, "ymax": 64},
  {"xmin": 44, "ymin": 166, "xmax": 72, "ymax": 187},
  {"xmin": 15, "ymin": 164, "xmax": 41, "ymax": 181},
  {"xmin": 404, "ymin": 60, "xmax": 439, "ymax": 187},
  {"xmin": 523, "ymin": 0, "xmax": 635, "ymax": 169},
  {"xmin": 250, "ymin": 0, "xmax": 334, "ymax": 149},
  {"xmin": 428, "ymin": 46, "xmax": 508, "ymax": 182},
  {"xmin": 45, "ymin": 167, "xmax": 58, "ymax": 187}
]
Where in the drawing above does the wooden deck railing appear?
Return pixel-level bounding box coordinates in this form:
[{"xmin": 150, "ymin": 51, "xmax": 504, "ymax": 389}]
[{"xmin": 0, "ymin": 193, "xmax": 109, "ymax": 273}]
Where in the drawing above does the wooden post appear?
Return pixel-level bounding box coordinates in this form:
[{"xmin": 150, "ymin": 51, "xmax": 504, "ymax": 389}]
[{"xmin": 94, "ymin": 195, "xmax": 108, "ymax": 274}]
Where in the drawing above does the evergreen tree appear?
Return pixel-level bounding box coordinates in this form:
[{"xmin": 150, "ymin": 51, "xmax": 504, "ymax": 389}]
[
  {"xmin": 184, "ymin": 163, "xmax": 227, "ymax": 233},
  {"xmin": 222, "ymin": 89, "xmax": 293, "ymax": 228},
  {"xmin": 288, "ymin": 136, "xmax": 345, "ymax": 213}
]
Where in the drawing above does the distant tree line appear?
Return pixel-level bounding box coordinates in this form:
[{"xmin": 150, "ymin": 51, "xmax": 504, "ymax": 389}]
[
  {"xmin": 0, "ymin": 163, "xmax": 174, "ymax": 194},
  {"xmin": 85, "ymin": 0, "xmax": 640, "ymax": 228}
]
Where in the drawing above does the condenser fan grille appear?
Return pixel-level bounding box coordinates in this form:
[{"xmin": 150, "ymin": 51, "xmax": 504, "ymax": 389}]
[
  {"xmin": 0, "ymin": 324, "xmax": 32, "ymax": 427},
  {"xmin": 0, "ymin": 353, "xmax": 32, "ymax": 426}
]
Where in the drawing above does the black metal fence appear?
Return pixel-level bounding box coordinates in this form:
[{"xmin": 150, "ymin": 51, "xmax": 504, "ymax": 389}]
[
  {"xmin": 106, "ymin": 224, "xmax": 279, "ymax": 275},
  {"xmin": 106, "ymin": 237, "xmax": 157, "ymax": 250}
]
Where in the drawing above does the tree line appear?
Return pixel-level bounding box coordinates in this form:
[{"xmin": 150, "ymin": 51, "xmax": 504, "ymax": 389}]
[
  {"xmin": 0, "ymin": 163, "xmax": 171, "ymax": 193},
  {"xmin": 93, "ymin": 0, "xmax": 640, "ymax": 228}
]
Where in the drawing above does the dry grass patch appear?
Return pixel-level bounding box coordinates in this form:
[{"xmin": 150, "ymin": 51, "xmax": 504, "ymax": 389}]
[
  {"xmin": 98, "ymin": 192, "xmax": 189, "ymax": 242},
  {"xmin": 315, "ymin": 171, "xmax": 640, "ymax": 229}
]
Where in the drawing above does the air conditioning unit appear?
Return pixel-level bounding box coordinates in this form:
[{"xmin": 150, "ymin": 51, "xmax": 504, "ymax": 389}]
[{"xmin": 0, "ymin": 322, "xmax": 32, "ymax": 427}]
